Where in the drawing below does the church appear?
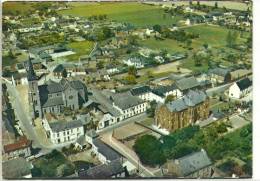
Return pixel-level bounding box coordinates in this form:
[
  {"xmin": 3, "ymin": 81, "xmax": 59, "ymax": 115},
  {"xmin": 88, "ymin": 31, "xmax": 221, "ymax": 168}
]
[{"xmin": 26, "ymin": 58, "xmax": 88, "ymax": 119}]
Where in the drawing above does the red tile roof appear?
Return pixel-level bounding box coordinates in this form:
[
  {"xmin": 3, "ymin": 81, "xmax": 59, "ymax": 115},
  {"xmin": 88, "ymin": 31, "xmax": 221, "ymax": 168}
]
[{"xmin": 4, "ymin": 136, "xmax": 31, "ymax": 153}]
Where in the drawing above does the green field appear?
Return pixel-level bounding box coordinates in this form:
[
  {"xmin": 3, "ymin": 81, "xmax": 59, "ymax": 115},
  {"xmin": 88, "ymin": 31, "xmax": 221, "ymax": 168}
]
[
  {"xmin": 3, "ymin": 2, "xmax": 35, "ymax": 15},
  {"xmin": 66, "ymin": 41, "xmax": 94, "ymax": 61},
  {"xmin": 184, "ymin": 24, "xmax": 248, "ymax": 49},
  {"xmin": 59, "ymin": 2, "xmax": 183, "ymax": 27},
  {"xmin": 140, "ymin": 37, "xmax": 186, "ymax": 53}
]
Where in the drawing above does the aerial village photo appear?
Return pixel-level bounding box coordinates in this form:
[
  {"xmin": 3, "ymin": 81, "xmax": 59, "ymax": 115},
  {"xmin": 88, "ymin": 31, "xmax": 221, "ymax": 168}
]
[{"xmin": 1, "ymin": 0, "xmax": 253, "ymax": 179}]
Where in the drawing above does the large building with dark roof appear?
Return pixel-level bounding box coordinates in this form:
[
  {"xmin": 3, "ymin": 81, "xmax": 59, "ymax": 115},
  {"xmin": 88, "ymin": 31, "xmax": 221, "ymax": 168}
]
[
  {"xmin": 26, "ymin": 58, "xmax": 88, "ymax": 119},
  {"xmin": 155, "ymin": 90, "xmax": 209, "ymax": 131}
]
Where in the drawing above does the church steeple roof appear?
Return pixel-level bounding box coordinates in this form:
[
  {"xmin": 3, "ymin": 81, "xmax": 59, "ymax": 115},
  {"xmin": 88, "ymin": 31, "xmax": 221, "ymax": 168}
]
[{"xmin": 27, "ymin": 56, "xmax": 37, "ymax": 81}]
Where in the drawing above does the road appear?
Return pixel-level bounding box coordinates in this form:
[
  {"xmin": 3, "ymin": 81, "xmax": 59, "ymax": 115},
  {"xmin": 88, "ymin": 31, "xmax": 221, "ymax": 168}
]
[
  {"xmin": 101, "ymin": 131, "xmax": 156, "ymax": 177},
  {"xmin": 3, "ymin": 79, "xmax": 71, "ymax": 152}
]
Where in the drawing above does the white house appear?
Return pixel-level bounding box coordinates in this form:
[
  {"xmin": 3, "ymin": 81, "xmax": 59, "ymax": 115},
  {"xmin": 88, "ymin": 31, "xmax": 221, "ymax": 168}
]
[
  {"xmin": 229, "ymin": 78, "xmax": 252, "ymax": 99},
  {"xmin": 152, "ymin": 84, "xmax": 183, "ymax": 103},
  {"xmin": 92, "ymin": 138, "xmax": 121, "ymax": 164},
  {"xmin": 42, "ymin": 118, "xmax": 84, "ymax": 144},
  {"xmin": 123, "ymin": 57, "xmax": 144, "ymax": 69}
]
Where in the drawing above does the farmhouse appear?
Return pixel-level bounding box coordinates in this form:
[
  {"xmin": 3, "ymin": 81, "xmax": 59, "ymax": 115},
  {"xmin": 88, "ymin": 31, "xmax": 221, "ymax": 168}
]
[
  {"xmin": 228, "ymin": 77, "xmax": 252, "ymax": 99},
  {"xmin": 208, "ymin": 68, "xmax": 231, "ymax": 85},
  {"xmin": 163, "ymin": 149, "xmax": 213, "ymax": 178},
  {"xmin": 155, "ymin": 90, "xmax": 209, "ymax": 132},
  {"xmin": 123, "ymin": 57, "xmax": 144, "ymax": 69}
]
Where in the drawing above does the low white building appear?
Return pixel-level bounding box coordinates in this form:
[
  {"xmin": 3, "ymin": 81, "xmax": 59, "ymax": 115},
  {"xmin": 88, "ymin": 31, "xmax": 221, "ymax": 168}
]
[
  {"xmin": 123, "ymin": 57, "xmax": 144, "ymax": 69},
  {"xmin": 229, "ymin": 78, "xmax": 252, "ymax": 99},
  {"xmin": 42, "ymin": 118, "xmax": 84, "ymax": 144},
  {"xmin": 152, "ymin": 84, "xmax": 183, "ymax": 103}
]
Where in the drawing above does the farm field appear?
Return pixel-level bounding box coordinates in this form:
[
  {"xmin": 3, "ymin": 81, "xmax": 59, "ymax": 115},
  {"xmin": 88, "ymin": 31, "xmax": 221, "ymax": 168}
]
[
  {"xmin": 66, "ymin": 40, "xmax": 95, "ymax": 61},
  {"xmin": 140, "ymin": 37, "xmax": 186, "ymax": 53},
  {"xmin": 59, "ymin": 2, "xmax": 183, "ymax": 27}
]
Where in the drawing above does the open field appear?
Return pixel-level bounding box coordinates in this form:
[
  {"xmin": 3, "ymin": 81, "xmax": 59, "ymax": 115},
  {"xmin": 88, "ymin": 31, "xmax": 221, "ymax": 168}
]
[
  {"xmin": 66, "ymin": 41, "xmax": 94, "ymax": 61},
  {"xmin": 59, "ymin": 2, "xmax": 183, "ymax": 27},
  {"xmin": 184, "ymin": 24, "xmax": 248, "ymax": 49},
  {"xmin": 3, "ymin": 2, "xmax": 35, "ymax": 15},
  {"xmin": 140, "ymin": 38, "xmax": 186, "ymax": 53}
]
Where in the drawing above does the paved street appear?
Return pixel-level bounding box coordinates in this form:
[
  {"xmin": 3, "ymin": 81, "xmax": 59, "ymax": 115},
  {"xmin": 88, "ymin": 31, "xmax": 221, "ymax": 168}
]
[{"xmin": 3, "ymin": 80, "xmax": 72, "ymax": 152}]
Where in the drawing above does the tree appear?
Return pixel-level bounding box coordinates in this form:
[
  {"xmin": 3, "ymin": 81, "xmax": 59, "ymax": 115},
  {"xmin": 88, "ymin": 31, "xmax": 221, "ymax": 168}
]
[
  {"xmin": 189, "ymin": 0, "xmax": 193, "ymax": 6},
  {"xmin": 62, "ymin": 70, "xmax": 67, "ymax": 78},
  {"xmin": 96, "ymin": 60, "xmax": 105, "ymax": 69},
  {"xmin": 226, "ymin": 31, "xmax": 239, "ymax": 48},
  {"xmin": 214, "ymin": 1, "xmax": 218, "ymax": 9},
  {"xmin": 133, "ymin": 135, "xmax": 166, "ymax": 166},
  {"xmin": 153, "ymin": 24, "xmax": 162, "ymax": 34},
  {"xmin": 128, "ymin": 35, "xmax": 139, "ymax": 46},
  {"xmin": 128, "ymin": 66, "xmax": 137, "ymax": 77},
  {"xmin": 146, "ymin": 100, "xmax": 157, "ymax": 117},
  {"xmin": 125, "ymin": 74, "xmax": 136, "ymax": 84}
]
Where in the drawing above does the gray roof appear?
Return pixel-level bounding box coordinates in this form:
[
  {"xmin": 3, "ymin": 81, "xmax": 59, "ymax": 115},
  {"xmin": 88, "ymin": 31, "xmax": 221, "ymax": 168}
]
[
  {"xmin": 93, "ymin": 139, "xmax": 121, "ymax": 161},
  {"xmin": 236, "ymin": 77, "xmax": 252, "ymax": 91},
  {"xmin": 49, "ymin": 120, "xmax": 83, "ymax": 132},
  {"xmin": 3, "ymin": 157, "xmax": 32, "ymax": 179},
  {"xmin": 41, "ymin": 96, "xmax": 64, "ymax": 108},
  {"xmin": 175, "ymin": 76, "xmax": 200, "ymax": 91},
  {"xmin": 130, "ymin": 85, "xmax": 151, "ymax": 96},
  {"xmin": 111, "ymin": 92, "xmax": 144, "ymax": 110},
  {"xmin": 53, "ymin": 64, "xmax": 66, "ymax": 73},
  {"xmin": 166, "ymin": 90, "xmax": 207, "ymax": 112},
  {"xmin": 152, "ymin": 84, "xmax": 178, "ymax": 97},
  {"xmin": 174, "ymin": 149, "xmax": 212, "ymax": 176},
  {"xmin": 79, "ymin": 159, "xmax": 124, "ymax": 178},
  {"xmin": 90, "ymin": 89, "xmax": 122, "ymax": 117},
  {"xmin": 77, "ymin": 135, "xmax": 87, "ymax": 146},
  {"xmin": 208, "ymin": 68, "xmax": 230, "ymax": 77}
]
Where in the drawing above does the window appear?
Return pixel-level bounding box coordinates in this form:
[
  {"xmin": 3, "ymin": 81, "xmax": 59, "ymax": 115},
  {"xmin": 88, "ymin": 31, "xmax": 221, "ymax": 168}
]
[{"xmin": 69, "ymin": 95, "xmax": 73, "ymax": 99}]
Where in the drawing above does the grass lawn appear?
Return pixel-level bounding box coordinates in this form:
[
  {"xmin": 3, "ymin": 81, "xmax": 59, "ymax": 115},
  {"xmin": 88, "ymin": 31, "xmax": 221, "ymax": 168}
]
[
  {"xmin": 66, "ymin": 41, "xmax": 94, "ymax": 61},
  {"xmin": 60, "ymin": 2, "xmax": 183, "ymax": 27},
  {"xmin": 181, "ymin": 57, "xmax": 209, "ymax": 73},
  {"xmin": 183, "ymin": 24, "xmax": 248, "ymax": 49},
  {"xmin": 140, "ymin": 37, "xmax": 186, "ymax": 53},
  {"xmin": 3, "ymin": 2, "xmax": 35, "ymax": 15},
  {"xmin": 173, "ymin": 1, "xmax": 249, "ymax": 11}
]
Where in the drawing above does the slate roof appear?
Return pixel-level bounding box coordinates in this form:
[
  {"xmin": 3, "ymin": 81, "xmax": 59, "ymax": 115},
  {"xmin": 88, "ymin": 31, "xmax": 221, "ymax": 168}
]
[
  {"xmin": 79, "ymin": 159, "xmax": 124, "ymax": 179},
  {"xmin": 111, "ymin": 92, "xmax": 144, "ymax": 110},
  {"xmin": 175, "ymin": 76, "xmax": 200, "ymax": 91},
  {"xmin": 90, "ymin": 89, "xmax": 122, "ymax": 117},
  {"xmin": 152, "ymin": 84, "xmax": 178, "ymax": 97},
  {"xmin": 93, "ymin": 138, "xmax": 121, "ymax": 161},
  {"xmin": 236, "ymin": 78, "xmax": 252, "ymax": 91},
  {"xmin": 3, "ymin": 157, "xmax": 32, "ymax": 179},
  {"xmin": 174, "ymin": 149, "xmax": 212, "ymax": 176},
  {"xmin": 166, "ymin": 90, "xmax": 207, "ymax": 112},
  {"xmin": 49, "ymin": 120, "xmax": 83, "ymax": 133},
  {"xmin": 41, "ymin": 96, "xmax": 64, "ymax": 108},
  {"xmin": 130, "ymin": 85, "xmax": 151, "ymax": 96},
  {"xmin": 208, "ymin": 68, "xmax": 230, "ymax": 77},
  {"xmin": 53, "ymin": 64, "xmax": 66, "ymax": 73}
]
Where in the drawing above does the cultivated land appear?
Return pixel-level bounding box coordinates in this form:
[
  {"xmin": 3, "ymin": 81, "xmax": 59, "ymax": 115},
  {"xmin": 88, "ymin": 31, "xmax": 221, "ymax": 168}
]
[
  {"xmin": 59, "ymin": 2, "xmax": 183, "ymax": 27},
  {"xmin": 66, "ymin": 40, "xmax": 94, "ymax": 61}
]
